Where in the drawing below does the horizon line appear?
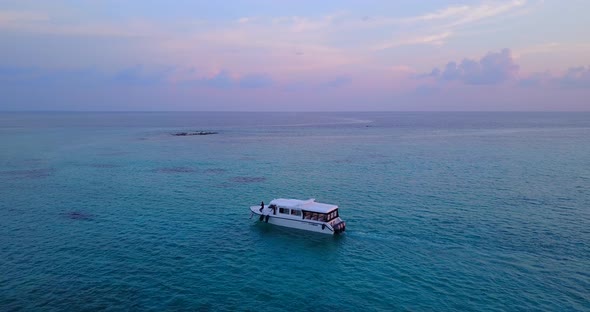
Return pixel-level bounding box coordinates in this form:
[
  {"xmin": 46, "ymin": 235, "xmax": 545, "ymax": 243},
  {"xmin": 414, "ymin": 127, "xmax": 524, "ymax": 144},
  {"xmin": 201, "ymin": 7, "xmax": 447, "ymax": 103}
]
[{"xmin": 2, "ymin": 110, "xmax": 590, "ymax": 113}]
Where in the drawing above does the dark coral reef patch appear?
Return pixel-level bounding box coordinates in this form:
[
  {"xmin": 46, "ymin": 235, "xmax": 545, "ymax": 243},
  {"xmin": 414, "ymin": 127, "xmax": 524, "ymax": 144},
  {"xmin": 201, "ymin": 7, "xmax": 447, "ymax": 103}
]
[
  {"xmin": 155, "ymin": 167, "xmax": 198, "ymax": 173},
  {"xmin": 64, "ymin": 211, "xmax": 94, "ymax": 221},
  {"xmin": 230, "ymin": 176, "xmax": 266, "ymax": 183},
  {"xmin": 88, "ymin": 163, "xmax": 119, "ymax": 169},
  {"xmin": 204, "ymin": 168, "xmax": 227, "ymax": 174},
  {"xmin": 0, "ymin": 168, "xmax": 54, "ymax": 179},
  {"xmin": 172, "ymin": 131, "xmax": 218, "ymax": 136}
]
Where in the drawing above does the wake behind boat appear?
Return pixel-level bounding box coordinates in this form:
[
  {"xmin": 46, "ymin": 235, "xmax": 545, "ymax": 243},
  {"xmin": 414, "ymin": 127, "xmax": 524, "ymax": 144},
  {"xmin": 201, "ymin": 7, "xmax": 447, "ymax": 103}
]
[{"xmin": 250, "ymin": 198, "xmax": 346, "ymax": 235}]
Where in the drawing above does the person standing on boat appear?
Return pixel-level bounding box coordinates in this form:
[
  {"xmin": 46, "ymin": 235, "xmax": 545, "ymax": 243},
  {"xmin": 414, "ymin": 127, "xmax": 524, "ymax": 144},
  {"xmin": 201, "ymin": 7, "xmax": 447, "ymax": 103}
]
[{"xmin": 259, "ymin": 201, "xmax": 264, "ymax": 212}]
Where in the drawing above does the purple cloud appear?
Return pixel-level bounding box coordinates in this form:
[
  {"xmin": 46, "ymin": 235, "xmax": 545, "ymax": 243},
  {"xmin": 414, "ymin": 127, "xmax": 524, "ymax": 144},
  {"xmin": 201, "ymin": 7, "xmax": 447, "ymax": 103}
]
[
  {"xmin": 0, "ymin": 66, "xmax": 44, "ymax": 86},
  {"xmin": 112, "ymin": 65, "xmax": 168, "ymax": 86},
  {"xmin": 0, "ymin": 66, "xmax": 109, "ymax": 86},
  {"xmin": 318, "ymin": 76, "xmax": 352, "ymax": 88},
  {"xmin": 517, "ymin": 67, "xmax": 590, "ymax": 89},
  {"xmin": 0, "ymin": 65, "xmax": 175, "ymax": 87},
  {"xmin": 0, "ymin": 65, "xmax": 276, "ymax": 91},
  {"xmin": 414, "ymin": 85, "xmax": 440, "ymax": 96},
  {"xmin": 183, "ymin": 71, "xmax": 272, "ymax": 89},
  {"xmin": 239, "ymin": 73, "xmax": 273, "ymax": 88},
  {"xmin": 425, "ymin": 49, "xmax": 519, "ymax": 85},
  {"xmin": 200, "ymin": 70, "xmax": 234, "ymax": 88},
  {"xmin": 558, "ymin": 66, "xmax": 590, "ymax": 88},
  {"xmin": 518, "ymin": 72, "xmax": 551, "ymax": 88}
]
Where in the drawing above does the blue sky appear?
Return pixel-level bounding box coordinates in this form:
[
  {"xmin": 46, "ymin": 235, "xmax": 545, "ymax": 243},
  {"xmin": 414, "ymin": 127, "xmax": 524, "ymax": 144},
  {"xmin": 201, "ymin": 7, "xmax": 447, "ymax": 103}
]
[{"xmin": 1, "ymin": 0, "xmax": 589, "ymax": 111}]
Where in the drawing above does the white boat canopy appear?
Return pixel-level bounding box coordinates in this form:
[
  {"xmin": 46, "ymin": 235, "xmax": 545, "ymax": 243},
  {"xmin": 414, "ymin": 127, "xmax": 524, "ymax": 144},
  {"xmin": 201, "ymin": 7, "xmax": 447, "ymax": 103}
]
[{"xmin": 269, "ymin": 198, "xmax": 338, "ymax": 213}]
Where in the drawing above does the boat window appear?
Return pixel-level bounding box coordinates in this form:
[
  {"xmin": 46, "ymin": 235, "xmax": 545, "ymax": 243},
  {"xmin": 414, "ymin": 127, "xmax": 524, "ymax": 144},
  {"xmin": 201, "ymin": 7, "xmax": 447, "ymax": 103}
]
[
  {"xmin": 279, "ymin": 207, "xmax": 290, "ymax": 214},
  {"xmin": 319, "ymin": 214, "xmax": 327, "ymax": 222},
  {"xmin": 303, "ymin": 211, "xmax": 311, "ymax": 219},
  {"xmin": 291, "ymin": 209, "xmax": 301, "ymax": 216},
  {"xmin": 312, "ymin": 213, "xmax": 318, "ymax": 220},
  {"xmin": 326, "ymin": 210, "xmax": 339, "ymax": 221}
]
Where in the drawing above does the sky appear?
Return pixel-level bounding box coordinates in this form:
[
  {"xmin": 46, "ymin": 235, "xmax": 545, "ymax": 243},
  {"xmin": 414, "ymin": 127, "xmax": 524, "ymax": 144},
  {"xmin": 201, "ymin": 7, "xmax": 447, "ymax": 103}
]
[{"xmin": 1, "ymin": 0, "xmax": 589, "ymax": 111}]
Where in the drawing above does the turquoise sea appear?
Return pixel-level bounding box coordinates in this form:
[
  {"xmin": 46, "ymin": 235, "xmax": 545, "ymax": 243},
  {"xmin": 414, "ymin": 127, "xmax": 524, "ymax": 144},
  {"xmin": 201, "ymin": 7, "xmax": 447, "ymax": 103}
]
[{"xmin": 1, "ymin": 112, "xmax": 589, "ymax": 311}]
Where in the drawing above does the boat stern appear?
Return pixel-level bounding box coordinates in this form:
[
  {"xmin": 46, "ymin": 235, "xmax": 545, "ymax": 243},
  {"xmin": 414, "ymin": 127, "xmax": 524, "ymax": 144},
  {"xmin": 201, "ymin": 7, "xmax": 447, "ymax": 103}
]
[{"xmin": 332, "ymin": 220, "xmax": 346, "ymax": 234}]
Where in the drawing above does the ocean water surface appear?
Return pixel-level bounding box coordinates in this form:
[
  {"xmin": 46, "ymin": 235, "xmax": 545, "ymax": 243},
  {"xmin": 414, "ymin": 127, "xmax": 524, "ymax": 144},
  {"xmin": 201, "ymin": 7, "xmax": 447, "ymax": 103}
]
[{"xmin": 1, "ymin": 112, "xmax": 589, "ymax": 311}]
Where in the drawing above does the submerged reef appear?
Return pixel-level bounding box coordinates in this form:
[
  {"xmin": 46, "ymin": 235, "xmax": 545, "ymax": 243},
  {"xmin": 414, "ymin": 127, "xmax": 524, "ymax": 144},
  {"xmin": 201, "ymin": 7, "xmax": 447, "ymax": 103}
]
[
  {"xmin": 64, "ymin": 211, "xmax": 94, "ymax": 221},
  {"xmin": 88, "ymin": 163, "xmax": 119, "ymax": 169},
  {"xmin": 230, "ymin": 176, "xmax": 266, "ymax": 183},
  {"xmin": 172, "ymin": 131, "xmax": 218, "ymax": 136},
  {"xmin": 0, "ymin": 168, "xmax": 54, "ymax": 179},
  {"xmin": 154, "ymin": 167, "xmax": 198, "ymax": 173},
  {"xmin": 203, "ymin": 168, "xmax": 226, "ymax": 174}
]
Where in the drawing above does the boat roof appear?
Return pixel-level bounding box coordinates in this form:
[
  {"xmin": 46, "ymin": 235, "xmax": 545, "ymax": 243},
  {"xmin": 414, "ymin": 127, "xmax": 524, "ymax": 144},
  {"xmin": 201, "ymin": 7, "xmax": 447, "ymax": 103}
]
[{"xmin": 270, "ymin": 198, "xmax": 338, "ymax": 213}]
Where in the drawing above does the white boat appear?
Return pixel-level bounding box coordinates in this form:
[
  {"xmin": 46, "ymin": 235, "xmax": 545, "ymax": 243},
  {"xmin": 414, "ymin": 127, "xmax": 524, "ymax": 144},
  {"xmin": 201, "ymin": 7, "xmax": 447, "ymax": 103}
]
[{"xmin": 250, "ymin": 198, "xmax": 346, "ymax": 235}]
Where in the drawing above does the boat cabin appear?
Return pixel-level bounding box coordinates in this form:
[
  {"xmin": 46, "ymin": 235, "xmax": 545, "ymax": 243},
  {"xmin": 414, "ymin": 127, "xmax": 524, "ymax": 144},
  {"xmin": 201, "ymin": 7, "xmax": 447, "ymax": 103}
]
[{"xmin": 269, "ymin": 198, "xmax": 340, "ymax": 221}]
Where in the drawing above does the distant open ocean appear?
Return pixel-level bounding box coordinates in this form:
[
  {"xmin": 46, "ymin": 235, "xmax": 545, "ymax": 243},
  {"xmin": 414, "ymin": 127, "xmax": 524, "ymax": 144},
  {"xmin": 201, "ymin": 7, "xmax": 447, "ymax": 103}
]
[{"xmin": 1, "ymin": 112, "xmax": 589, "ymax": 311}]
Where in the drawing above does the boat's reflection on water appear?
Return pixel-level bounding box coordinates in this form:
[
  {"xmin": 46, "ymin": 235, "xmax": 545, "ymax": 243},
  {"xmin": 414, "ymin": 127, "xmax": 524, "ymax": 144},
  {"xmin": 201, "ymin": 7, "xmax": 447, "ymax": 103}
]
[{"xmin": 250, "ymin": 221, "xmax": 346, "ymax": 251}]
